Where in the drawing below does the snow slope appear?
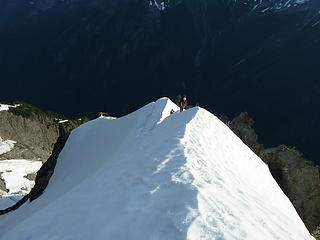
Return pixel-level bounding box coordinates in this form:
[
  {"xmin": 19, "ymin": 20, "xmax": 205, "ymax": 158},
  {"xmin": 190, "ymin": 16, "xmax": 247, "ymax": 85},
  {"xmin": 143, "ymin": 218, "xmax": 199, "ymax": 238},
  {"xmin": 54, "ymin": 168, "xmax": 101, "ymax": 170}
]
[
  {"xmin": 0, "ymin": 98, "xmax": 314, "ymax": 240},
  {"xmin": 0, "ymin": 160, "xmax": 42, "ymax": 195},
  {"xmin": 0, "ymin": 136, "xmax": 42, "ymax": 207},
  {"xmin": 0, "ymin": 196, "xmax": 23, "ymax": 210}
]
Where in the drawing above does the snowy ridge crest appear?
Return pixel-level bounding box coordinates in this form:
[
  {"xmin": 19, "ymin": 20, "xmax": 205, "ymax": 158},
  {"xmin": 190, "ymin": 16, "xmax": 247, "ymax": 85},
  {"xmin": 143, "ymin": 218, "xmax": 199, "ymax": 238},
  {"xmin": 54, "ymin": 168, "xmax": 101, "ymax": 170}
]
[
  {"xmin": 182, "ymin": 109, "xmax": 313, "ymax": 239},
  {"xmin": 0, "ymin": 98, "xmax": 314, "ymax": 240},
  {"xmin": 139, "ymin": 97, "xmax": 179, "ymax": 133}
]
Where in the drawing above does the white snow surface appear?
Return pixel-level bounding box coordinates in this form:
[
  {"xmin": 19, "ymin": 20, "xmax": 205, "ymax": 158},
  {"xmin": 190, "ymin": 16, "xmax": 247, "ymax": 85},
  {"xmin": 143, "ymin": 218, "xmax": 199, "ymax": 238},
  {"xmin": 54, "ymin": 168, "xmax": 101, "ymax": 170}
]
[
  {"xmin": 0, "ymin": 104, "xmax": 10, "ymax": 111},
  {"xmin": 0, "ymin": 160, "xmax": 42, "ymax": 195},
  {"xmin": 0, "ymin": 104, "xmax": 20, "ymax": 112},
  {"xmin": 0, "ymin": 138, "xmax": 16, "ymax": 155},
  {"xmin": 0, "ymin": 98, "xmax": 314, "ymax": 240},
  {"xmin": 58, "ymin": 119, "xmax": 69, "ymax": 124}
]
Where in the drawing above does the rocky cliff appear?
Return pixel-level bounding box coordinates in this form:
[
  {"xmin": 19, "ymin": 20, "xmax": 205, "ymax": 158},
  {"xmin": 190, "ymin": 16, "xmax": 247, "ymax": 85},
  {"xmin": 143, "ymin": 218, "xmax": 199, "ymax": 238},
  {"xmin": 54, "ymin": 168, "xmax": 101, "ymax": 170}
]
[
  {"xmin": 0, "ymin": 107, "xmax": 60, "ymax": 163},
  {"xmin": 0, "ymin": 103, "xmax": 88, "ymax": 200},
  {"xmin": 313, "ymin": 226, "xmax": 320, "ymax": 239}
]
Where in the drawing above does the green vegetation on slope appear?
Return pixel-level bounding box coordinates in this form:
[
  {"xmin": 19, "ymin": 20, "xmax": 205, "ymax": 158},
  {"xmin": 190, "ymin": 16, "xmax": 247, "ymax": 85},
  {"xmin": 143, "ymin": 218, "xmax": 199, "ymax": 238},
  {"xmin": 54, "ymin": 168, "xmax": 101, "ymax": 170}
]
[{"xmin": 8, "ymin": 102, "xmax": 66, "ymax": 120}]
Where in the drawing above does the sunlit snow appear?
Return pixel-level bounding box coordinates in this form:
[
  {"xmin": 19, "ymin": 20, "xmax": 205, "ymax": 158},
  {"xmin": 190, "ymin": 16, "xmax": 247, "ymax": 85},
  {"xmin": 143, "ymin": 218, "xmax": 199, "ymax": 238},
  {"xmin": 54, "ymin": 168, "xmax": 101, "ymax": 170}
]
[
  {"xmin": 58, "ymin": 119, "xmax": 69, "ymax": 123},
  {"xmin": 0, "ymin": 98, "xmax": 314, "ymax": 240},
  {"xmin": 0, "ymin": 104, "xmax": 20, "ymax": 112},
  {"xmin": 0, "ymin": 160, "xmax": 42, "ymax": 195}
]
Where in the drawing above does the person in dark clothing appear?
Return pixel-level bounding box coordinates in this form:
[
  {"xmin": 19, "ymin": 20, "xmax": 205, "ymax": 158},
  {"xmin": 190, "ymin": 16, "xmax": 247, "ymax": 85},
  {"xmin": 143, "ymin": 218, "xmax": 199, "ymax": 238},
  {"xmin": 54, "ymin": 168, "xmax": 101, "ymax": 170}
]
[{"xmin": 179, "ymin": 95, "xmax": 188, "ymax": 112}]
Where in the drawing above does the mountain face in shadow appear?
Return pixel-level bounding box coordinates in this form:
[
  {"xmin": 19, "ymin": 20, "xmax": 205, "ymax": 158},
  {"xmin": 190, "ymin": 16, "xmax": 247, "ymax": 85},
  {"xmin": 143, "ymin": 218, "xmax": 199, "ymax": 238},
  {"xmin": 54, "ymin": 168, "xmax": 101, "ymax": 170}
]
[{"xmin": 1, "ymin": 0, "xmax": 320, "ymax": 163}]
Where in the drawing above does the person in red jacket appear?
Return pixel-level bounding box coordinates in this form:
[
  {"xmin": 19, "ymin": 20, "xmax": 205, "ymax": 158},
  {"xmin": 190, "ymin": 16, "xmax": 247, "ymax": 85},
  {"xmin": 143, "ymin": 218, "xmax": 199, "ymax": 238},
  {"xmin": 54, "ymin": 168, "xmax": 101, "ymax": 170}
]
[{"xmin": 179, "ymin": 95, "xmax": 188, "ymax": 112}]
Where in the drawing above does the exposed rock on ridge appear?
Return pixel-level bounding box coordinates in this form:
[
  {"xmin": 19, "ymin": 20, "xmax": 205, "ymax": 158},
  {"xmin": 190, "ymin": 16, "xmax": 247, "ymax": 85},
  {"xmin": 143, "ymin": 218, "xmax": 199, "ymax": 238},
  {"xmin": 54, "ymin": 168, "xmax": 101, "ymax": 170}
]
[
  {"xmin": 0, "ymin": 110, "xmax": 60, "ymax": 162},
  {"xmin": 229, "ymin": 112, "xmax": 264, "ymax": 155},
  {"xmin": 0, "ymin": 103, "xmax": 89, "ymax": 162},
  {"xmin": 312, "ymin": 226, "xmax": 320, "ymax": 239}
]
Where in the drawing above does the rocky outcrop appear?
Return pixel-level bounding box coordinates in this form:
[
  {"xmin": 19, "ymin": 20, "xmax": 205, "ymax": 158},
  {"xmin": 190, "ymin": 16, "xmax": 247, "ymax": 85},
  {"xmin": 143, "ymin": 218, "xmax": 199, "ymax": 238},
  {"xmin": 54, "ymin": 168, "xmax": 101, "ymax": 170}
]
[
  {"xmin": 312, "ymin": 225, "xmax": 320, "ymax": 240},
  {"xmin": 0, "ymin": 103, "xmax": 89, "ymax": 162},
  {"xmin": 229, "ymin": 112, "xmax": 264, "ymax": 155},
  {"xmin": 0, "ymin": 103, "xmax": 88, "ymax": 206},
  {"xmin": 0, "ymin": 133, "xmax": 70, "ymax": 215},
  {"xmin": 228, "ymin": 112, "xmax": 320, "ymax": 233},
  {"xmin": 58, "ymin": 118, "xmax": 90, "ymax": 136},
  {"xmin": 0, "ymin": 109, "xmax": 60, "ymax": 163},
  {"xmin": 0, "ymin": 178, "xmax": 7, "ymax": 193}
]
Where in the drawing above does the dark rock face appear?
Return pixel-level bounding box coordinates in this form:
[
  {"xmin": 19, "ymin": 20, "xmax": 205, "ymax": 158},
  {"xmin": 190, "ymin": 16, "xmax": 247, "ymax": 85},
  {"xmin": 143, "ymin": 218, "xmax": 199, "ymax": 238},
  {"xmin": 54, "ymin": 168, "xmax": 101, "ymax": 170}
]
[
  {"xmin": 0, "ymin": 105, "xmax": 88, "ymax": 162},
  {"xmin": 229, "ymin": 112, "xmax": 320, "ymax": 233},
  {"xmin": 229, "ymin": 112, "xmax": 264, "ymax": 155},
  {"xmin": 312, "ymin": 226, "xmax": 320, "ymax": 240},
  {"xmin": 1, "ymin": 0, "xmax": 320, "ymax": 165},
  {"xmin": 58, "ymin": 118, "xmax": 90, "ymax": 136},
  {"xmin": 29, "ymin": 133, "xmax": 70, "ymax": 201},
  {"xmin": 0, "ymin": 178, "xmax": 8, "ymax": 194},
  {"xmin": 0, "ymin": 110, "xmax": 60, "ymax": 163}
]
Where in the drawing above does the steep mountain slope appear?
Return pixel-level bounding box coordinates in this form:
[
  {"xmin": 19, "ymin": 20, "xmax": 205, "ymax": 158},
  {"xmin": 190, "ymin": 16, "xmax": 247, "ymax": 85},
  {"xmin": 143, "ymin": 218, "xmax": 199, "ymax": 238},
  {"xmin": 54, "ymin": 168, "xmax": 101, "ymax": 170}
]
[
  {"xmin": 0, "ymin": 98, "xmax": 314, "ymax": 239},
  {"xmin": 1, "ymin": 0, "xmax": 320, "ymax": 164}
]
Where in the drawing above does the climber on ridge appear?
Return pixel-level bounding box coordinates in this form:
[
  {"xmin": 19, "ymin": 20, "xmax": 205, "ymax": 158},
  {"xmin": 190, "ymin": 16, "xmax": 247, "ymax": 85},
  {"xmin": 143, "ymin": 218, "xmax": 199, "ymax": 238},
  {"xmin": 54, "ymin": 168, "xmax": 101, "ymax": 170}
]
[{"xmin": 179, "ymin": 95, "xmax": 188, "ymax": 112}]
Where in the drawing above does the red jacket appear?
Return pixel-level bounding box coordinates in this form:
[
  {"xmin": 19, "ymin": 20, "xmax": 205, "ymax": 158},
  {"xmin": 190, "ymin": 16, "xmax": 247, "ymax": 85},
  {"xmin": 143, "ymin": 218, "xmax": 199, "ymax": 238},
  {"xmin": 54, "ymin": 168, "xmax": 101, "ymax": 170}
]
[{"xmin": 179, "ymin": 98, "xmax": 187, "ymax": 108}]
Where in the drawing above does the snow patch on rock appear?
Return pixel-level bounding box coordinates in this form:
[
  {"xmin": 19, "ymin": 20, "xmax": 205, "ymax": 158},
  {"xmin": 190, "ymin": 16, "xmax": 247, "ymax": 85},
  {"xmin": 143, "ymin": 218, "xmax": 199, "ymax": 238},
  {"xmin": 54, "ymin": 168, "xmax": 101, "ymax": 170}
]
[
  {"xmin": 0, "ymin": 104, "xmax": 20, "ymax": 112},
  {"xmin": 58, "ymin": 119, "xmax": 69, "ymax": 124},
  {"xmin": 0, "ymin": 138, "xmax": 16, "ymax": 156},
  {"xmin": 0, "ymin": 160, "xmax": 42, "ymax": 195}
]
